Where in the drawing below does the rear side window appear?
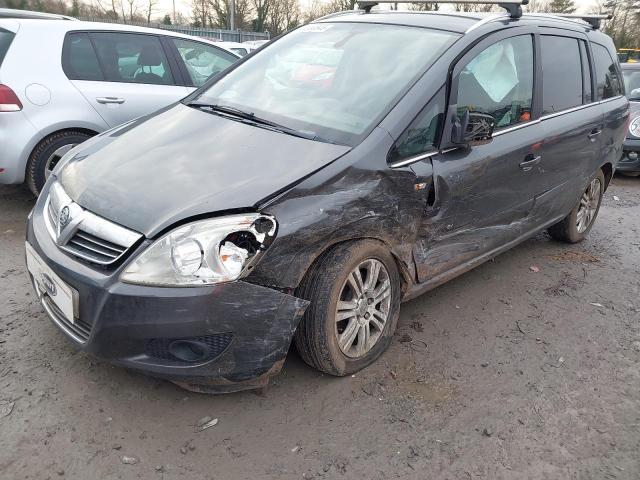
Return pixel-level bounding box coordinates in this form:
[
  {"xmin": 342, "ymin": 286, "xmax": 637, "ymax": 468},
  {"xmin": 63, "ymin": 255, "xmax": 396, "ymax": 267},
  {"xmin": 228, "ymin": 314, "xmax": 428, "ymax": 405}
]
[
  {"xmin": 62, "ymin": 32, "xmax": 103, "ymax": 81},
  {"xmin": 592, "ymin": 43, "xmax": 623, "ymax": 100},
  {"xmin": 541, "ymin": 36, "xmax": 583, "ymax": 114},
  {"xmin": 90, "ymin": 32, "xmax": 174, "ymax": 85},
  {"xmin": 456, "ymin": 35, "xmax": 534, "ymax": 130},
  {"xmin": 0, "ymin": 28, "xmax": 16, "ymax": 66}
]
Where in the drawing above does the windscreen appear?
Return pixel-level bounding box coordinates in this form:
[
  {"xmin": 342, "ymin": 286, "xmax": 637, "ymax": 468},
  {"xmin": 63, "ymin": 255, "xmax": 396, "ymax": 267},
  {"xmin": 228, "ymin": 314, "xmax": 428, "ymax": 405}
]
[
  {"xmin": 193, "ymin": 23, "xmax": 458, "ymax": 145},
  {"xmin": 0, "ymin": 28, "xmax": 15, "ymax": 67}
]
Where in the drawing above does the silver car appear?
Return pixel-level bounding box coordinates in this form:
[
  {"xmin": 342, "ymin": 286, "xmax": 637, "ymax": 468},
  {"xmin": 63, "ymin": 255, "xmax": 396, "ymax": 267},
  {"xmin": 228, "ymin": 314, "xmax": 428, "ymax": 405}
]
[{"xmin": 0, "ymin": 13, "xmax": 239, "ymax": 195}]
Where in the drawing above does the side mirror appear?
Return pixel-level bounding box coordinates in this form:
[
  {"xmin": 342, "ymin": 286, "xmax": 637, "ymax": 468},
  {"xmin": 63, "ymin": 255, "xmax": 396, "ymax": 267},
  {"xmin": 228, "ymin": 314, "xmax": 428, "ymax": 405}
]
[{"xmin": 451, "ymin": 109, "xmax": 496, "ymax": 147}]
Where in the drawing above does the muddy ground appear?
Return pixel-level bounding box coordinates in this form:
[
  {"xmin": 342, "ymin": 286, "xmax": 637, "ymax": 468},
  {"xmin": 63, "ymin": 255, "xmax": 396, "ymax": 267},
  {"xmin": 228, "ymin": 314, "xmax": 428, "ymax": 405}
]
[{"xmin": 1, "ymin": 177, "xmax": 639, "ymax": 480}]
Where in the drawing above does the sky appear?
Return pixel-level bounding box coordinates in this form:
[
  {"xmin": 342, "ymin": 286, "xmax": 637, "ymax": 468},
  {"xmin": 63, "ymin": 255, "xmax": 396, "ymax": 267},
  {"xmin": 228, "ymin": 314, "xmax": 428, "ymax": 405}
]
[{"xmin": 151, "ymin": 0, "xmax": 599, "ymax": 24}]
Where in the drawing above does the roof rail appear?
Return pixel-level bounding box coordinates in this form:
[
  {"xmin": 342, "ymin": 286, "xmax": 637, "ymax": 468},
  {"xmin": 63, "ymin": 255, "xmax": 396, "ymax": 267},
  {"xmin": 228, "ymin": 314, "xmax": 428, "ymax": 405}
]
[
  {"xmin": 357, "ymin": 0, "xmax": 529, "ymax": 18},
  {"xmin": 0, "ymin": 8, "xmax": 77, "ymax": 20},
  {"xmin": 549, "ymin": 13, "xmax": 612, "ymax": 30}
]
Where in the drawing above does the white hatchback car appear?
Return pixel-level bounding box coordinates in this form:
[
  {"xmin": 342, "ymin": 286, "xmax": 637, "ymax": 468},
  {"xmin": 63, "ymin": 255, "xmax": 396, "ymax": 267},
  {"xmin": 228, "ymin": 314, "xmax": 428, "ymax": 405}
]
[{"xmin": 0, "ymin": 14, "xmax": 239, "ymax": 195}]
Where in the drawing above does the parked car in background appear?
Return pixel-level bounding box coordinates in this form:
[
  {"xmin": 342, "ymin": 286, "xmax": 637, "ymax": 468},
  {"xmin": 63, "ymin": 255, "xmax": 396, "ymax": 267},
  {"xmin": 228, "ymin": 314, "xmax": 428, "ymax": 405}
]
[
  {"xmin": 620, "ymin": 62, "xmax": 640, "ymax": 176},
  {"xmin": 244, "ymin": 39, "xmax": 269, "ymax": 50},
  {"xmin": 618, "ymin": 48, "xmax": 640, "ymax": 63},
  {"xmin": 219, "ymin": 41, "xmax": 252, "ymax": 56},
  {"xmin": 25, "ymin": 4, "xmax": 627, "ymax": 393},
  {"xmin": 0, "ymin": 12, "xmax": 239, "ymax": 195}
]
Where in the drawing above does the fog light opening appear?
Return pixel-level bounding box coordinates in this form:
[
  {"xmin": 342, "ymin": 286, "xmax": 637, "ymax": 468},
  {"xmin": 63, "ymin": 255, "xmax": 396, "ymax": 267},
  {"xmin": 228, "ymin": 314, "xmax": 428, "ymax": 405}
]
[
  {"xmin": 628, "ymin": 151, "xmax": 638, "ymax": 161},
  {"xmin": 168, "ymin": 340, "xmax": 210, "ymax": 362}
]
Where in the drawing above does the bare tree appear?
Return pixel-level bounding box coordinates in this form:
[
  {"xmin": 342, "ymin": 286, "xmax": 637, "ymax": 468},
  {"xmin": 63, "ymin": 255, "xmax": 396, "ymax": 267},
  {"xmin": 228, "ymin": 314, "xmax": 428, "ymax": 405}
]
[
  {"xmin": 124, "ymin": 0, "xmax": 138, "ymax": 21},
  {"xmin": 266, "ymin": 0, "xmax": 286, "ymax": 34},
  {"xmin": 409, "ymin": 2, "xmax": 440, "ymax": 11},
  {"xmin": 251, "ymin": 0, "xmax": 269, "ymax": 31},
  {"xmin": 191, "ymin": 0, "xmax": 210, "ymax": 26},
  {"xmin": 145, "ymin": 0, "xmax": 157, "ymax": 23},
  {"xmin": 524, "ymin": 0, "xmax": 549, "ymax": 12}
]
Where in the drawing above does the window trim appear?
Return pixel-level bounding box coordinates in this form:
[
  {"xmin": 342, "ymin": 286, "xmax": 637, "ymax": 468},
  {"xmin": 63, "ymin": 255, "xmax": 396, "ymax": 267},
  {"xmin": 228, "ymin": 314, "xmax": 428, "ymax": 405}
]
[
  {"xmin": 579, "ymin": 39, "xmax": 594, "ymax": 104},
  {"xmin": 61, "ymin": 30, "xmax": 182, "ymax": 87}
]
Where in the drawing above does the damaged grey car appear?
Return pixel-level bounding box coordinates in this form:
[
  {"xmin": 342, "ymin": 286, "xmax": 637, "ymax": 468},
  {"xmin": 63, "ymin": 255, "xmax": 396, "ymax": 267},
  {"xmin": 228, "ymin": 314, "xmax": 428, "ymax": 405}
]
[{"xmin": 25, "ymin": 1, "xmax": 628, "ymax": 393}]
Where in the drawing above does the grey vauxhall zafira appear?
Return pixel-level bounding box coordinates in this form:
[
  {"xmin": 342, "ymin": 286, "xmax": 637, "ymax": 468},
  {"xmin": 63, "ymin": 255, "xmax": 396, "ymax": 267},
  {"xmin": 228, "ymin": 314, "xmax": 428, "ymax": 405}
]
[{"xmin": 25, "ymin": 1, "xmax": 628, "ymax": 393}]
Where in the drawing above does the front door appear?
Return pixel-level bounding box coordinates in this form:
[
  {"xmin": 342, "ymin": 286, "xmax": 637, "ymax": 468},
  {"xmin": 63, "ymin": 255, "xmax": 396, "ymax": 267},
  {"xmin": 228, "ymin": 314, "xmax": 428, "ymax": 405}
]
[{"xmin": 412, "ymin": 29, "xmax": 548, "ymax": 282}]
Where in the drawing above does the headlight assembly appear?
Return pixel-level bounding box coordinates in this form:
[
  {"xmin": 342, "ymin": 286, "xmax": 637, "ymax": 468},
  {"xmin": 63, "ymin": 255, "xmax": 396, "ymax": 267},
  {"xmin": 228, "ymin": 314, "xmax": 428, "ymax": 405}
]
[{"xmin": 121, "ymin": 214, "xmax": 277, "ymax": 287}]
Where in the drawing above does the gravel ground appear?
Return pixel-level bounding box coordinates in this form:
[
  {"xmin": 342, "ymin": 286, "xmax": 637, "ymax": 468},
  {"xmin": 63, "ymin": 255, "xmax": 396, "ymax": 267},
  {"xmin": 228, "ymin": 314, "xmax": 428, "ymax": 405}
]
[{"xmin": 1, "ymin": 177, "xmax": 639, "ymax": 480}]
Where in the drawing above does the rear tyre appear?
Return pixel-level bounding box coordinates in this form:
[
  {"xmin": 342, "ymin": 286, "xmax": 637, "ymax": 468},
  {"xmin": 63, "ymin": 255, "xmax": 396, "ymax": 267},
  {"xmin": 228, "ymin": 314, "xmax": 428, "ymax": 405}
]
[
  {"xmin": 547, "ymin": 169, "xmax": 605, "ymax": 244},
  {"xmin": 294, "ymin": 240, "xmax": 401, "ymax": 376},
  {"xmin": 26, "ymin": 131, "xmax": 92, "ymax": 196},
  {"xmin": 619, "ymin": 171, "xmax": 640, "ymax": 177}
]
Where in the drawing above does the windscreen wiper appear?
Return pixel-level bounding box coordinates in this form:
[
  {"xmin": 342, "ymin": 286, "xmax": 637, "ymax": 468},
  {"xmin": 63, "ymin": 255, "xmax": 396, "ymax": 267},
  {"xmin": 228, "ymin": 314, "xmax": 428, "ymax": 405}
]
[{"xmin": 187, "ymin": 101, "xmax": 324, "ymax": 142}]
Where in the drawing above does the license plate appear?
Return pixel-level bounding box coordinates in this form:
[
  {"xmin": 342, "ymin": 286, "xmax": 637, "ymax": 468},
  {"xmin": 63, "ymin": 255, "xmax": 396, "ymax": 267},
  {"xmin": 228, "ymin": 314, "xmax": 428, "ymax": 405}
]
[{"xmin": 26, "ymin": 242, "xmax": 77, "ymax": 324}]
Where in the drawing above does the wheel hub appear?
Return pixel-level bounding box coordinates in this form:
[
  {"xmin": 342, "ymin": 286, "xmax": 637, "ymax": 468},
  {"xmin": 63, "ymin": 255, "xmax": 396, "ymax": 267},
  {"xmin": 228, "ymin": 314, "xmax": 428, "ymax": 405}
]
[{"xmin": 334, "ymin": 259, "xmax": 392, "ymax": 358}]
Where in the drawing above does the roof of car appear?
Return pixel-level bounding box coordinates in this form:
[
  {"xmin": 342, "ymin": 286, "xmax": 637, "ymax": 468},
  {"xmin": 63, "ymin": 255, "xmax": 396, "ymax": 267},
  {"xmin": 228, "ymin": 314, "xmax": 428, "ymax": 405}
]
[
  {"xmin": 316, "ymin": 10, "xmax": 609, "ymax": 35},
  {"xmin": 621, "ymin": 62, "xmax": 640, "ymax": 70},
  {"xmin": 0, "ymin": 17, "xmax": 237, "ymax": 44},
  {"xmin": 0, "ymin": 7, "xmax": 76, "ymax": 20}
]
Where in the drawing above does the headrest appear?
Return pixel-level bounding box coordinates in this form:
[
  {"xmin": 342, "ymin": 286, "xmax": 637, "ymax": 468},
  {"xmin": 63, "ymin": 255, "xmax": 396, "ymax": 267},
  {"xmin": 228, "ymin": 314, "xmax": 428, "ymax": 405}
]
[{"xmin": 137, "ymin": 46, "xmax": 162, "ymax": 67}]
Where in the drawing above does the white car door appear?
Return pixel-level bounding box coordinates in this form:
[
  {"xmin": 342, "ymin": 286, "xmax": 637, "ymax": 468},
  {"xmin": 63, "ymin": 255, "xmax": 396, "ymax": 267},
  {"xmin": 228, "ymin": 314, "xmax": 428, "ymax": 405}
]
[{"xmin": 63, "ymin": 31, "xmax": 189, "ymax": 128}]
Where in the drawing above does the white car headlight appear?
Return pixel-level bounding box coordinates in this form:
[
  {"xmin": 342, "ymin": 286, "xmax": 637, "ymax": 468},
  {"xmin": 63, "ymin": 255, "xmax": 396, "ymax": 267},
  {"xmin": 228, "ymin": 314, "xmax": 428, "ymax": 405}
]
[
  {"xmin": 630, "ymin": 116, "xmax": 640, "ymax": 138},
  {"xmin": 121, "ymin": 214, "xmax": 277, "ymax": 287}
]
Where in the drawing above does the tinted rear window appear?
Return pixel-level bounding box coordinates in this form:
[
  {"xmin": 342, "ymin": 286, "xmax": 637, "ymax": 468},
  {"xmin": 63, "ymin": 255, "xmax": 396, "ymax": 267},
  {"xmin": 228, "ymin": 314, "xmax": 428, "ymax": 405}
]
[
  {"xmin": 0, "ymin": 28, "xmax": 15, "ymax": 66},
  {"xmin": 593, "ymin": 43, "xmax": 623, "ymax": 100},
  {"xmin": 541, "ymin": 36, "xmax": 583, "ymax": 114},
  {"xmin": 62, "ymin": 32, "xmax": 104, "ymax": 81}
]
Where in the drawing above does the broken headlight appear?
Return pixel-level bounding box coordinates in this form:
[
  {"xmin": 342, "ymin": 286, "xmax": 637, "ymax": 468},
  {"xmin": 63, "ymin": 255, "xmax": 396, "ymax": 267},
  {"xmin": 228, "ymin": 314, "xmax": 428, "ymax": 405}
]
[{"xmin": 121, "ymin": 214, "xmax": 277, "ymax": 287}]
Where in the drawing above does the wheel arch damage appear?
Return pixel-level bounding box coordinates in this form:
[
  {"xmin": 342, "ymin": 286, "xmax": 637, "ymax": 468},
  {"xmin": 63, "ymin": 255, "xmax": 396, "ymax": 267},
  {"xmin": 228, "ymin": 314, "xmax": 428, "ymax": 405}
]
[{"xmin": 247, "ymin": 157, "xmax": 425, "ymax": 298}]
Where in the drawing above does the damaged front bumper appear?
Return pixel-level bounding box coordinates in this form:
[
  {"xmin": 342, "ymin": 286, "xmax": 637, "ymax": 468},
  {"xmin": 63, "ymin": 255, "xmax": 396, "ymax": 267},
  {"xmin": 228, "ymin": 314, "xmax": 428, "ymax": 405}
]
[{"xmin": 26, "ymin": 200, "xmax": 309, "ymax": 394}]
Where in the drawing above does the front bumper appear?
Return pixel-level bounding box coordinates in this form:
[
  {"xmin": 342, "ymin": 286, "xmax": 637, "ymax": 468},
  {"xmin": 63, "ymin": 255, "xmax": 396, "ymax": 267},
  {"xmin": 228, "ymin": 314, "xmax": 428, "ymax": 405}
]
[
  {"xmin": 620, "ymin": 138, "xmax": 640, "ymax": 173},
  {"xmin": 26, "ymin": 191, "xmax": 309, "ymax": 393}
]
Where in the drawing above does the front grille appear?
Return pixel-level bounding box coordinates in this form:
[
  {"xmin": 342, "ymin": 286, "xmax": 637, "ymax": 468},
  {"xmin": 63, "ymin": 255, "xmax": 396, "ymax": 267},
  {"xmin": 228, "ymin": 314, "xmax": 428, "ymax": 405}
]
[
  {"xmin": 42, "ymin": 294, "xmax": 91, "ymax": 343},
  {"xmin": 67, "ymin": 230, "xmax": 127, "ymax": 264},
  {"xmin": 43, "ymin": 182, "xmax": 142, "ymax": 267},
  {"xmin": 145, "ymin": 334, "xmax": 233, "ymax": 364}
]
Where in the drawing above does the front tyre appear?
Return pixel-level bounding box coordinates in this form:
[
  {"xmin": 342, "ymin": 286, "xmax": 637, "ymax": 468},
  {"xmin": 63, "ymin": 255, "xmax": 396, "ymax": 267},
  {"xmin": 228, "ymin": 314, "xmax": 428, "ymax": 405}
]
[
  {"xmin": 294, "ymin": 240, "xmax": 401, "ymax": 376},
  {"xmin": 548, "ymin": 169, "xmax": 605, "ymax": 243}
]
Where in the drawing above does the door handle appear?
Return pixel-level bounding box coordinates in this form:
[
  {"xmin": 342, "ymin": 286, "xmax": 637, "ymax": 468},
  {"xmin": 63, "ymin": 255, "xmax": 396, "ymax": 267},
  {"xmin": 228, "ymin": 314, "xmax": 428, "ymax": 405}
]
[
  {"xmin": 96, "ymin": 97, "xmax": 125, "ymax": 105},
  {"xmin": 588, "ymin": 129, "xmax": 602, "ymax": 140},
  {"xmin": 519, "ymin": 154, "xmax": 542, "ymax": 172}
]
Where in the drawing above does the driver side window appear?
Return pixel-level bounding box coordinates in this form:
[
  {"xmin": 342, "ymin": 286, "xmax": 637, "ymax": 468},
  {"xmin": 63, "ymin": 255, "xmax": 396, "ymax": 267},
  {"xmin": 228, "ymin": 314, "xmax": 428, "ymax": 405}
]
[{"xmin": 457, "ymin": 35, "xmax": 534, "ymax": 129}]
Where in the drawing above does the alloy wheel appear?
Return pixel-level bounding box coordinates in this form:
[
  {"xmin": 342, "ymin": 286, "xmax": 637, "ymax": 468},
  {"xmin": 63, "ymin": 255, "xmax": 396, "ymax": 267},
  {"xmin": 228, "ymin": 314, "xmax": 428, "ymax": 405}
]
[
  {"xmin": 576, "ymin": 178, "xmax": 602, "ymax": 234},
  {"xmin": 335, "ymin": 259, "xmax": 391, "ymax": 358}
]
